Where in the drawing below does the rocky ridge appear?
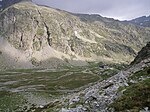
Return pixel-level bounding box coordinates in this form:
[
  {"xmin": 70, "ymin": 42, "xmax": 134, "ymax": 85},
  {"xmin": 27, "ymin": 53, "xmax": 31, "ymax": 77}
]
[{"xmin": 129, "ymin": 15, "xmax": 150, "ymax": 27}]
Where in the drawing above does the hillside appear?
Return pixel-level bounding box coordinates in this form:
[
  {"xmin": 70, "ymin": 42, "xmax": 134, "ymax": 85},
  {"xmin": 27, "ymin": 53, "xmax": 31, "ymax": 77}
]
[
  {"xmin": 0, "ymin": 2, "xmax": 150, "ymax": 70},
  {"xmin": 111, "ymin": 42, "xmax": 150, "ymax": 112}
]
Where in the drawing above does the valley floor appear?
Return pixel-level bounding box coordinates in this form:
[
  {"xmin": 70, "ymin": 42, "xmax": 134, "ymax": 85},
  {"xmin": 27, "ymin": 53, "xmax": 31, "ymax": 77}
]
[
  {"xmin": 0, "ymin": 63, "xmax": 121, "ymax": 112},
  {"xmin": 0, "ymin": 60, "xmax": 149, "ymax": 112}
]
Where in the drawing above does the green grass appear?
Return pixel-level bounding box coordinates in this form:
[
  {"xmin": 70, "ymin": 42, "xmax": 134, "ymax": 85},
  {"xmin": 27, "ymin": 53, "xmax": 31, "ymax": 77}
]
[
  {"xmin": 0, "ymin": 62, "xmax": 124, "ymax": 111},
  {"xmin": 0, "ymin": 69, "xmax": 101, "ymax": 111},
  {"xmin": 111, "ymin": 79, "xmax": 150, "ymax": 111},
  {"xmin": 0, "ymin": 92, "xmax": 26, "ymax": 112},
  {"xmin": 56, "ymin": 73, "xmax": 99, "ymax": 89},
  {"xmin": 1, "ymin": 71, "xmax": 99, "ymax": 90},
  {"xmin": 130, "ymin": 67, "xmax": 150, "ymax": 80},
  {"xmin": 7, "ymin": 68, "xmax": 41, "ymax": 73},
  {"xmin": 0, "ymin": 69, "xmax": 100, "ymax": 94}
]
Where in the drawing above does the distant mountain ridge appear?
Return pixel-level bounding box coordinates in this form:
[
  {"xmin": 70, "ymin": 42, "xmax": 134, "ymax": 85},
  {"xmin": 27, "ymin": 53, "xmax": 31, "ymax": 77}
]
[{"xmin": 128, "ymin": 15, "xmax": 150, "ymax": 27}]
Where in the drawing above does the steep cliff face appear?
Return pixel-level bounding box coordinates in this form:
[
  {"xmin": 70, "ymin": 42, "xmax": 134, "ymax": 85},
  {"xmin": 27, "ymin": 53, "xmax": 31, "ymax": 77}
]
[{"xmin": 0, "ymin": 2, "xmax": 150, "ymax": 69}]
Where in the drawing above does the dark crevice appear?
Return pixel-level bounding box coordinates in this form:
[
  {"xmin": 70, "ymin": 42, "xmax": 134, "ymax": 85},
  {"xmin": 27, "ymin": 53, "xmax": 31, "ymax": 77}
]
[
  {"xmin": 19, "ymin": 32, "xmax": 24, "ymax": 47},
  {"xmin": 37, "ymin": 9, "xmax": 52, "ymax": 47},
  {"xmin": 38, "ymin": 37, "xmax": 42, "ymax": 50},
  {"xmin": 13, "ymin": 15, "xmax": 16, "ymax": 33},
  {"xmin": 70, "ymin": 44, "xmax": 75, "ymax": 52},
  {"xmin": 44, "ymin": 22, "xmax": 51, "ymax": 46},
  {"xmin": 33, "ymin": 35, "xmax": 36, "ymax": 43}
]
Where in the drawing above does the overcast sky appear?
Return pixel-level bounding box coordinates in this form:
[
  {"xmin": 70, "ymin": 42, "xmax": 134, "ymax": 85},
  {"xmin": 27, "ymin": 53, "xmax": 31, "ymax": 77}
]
[{"xmin": 33, "ymin": 0, "xmax": 150, "ymax": 20}]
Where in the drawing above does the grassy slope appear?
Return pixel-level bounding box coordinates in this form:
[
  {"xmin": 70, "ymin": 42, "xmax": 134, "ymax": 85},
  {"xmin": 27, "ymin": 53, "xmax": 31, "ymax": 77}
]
[{"xmin": 111, "ymin": 67, "xmax": 150, "ymax": 111}]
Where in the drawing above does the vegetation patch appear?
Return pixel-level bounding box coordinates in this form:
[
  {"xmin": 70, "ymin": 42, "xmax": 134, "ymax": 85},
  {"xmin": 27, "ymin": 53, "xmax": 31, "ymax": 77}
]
[
  {"xmin": 130, "ymin": 67, "xmax": 150, "ymax": 80},
  {"xmin": 0, "ymin": 92, "xmax": 26, "ymax": 112},
  {"xmin": 33, "ymin": 41, "xmax": 41, "ymax": 51},
  {"xmin": 36, "ymin": 28, "xmax": 45, "ymax": 36},
  {"xmin": 111, "ymin": 67, "xmax": 150, "ymax": 111},
  {"xmin": 0, "ymin": 62, "xmax": 125, "ymax": 111}
]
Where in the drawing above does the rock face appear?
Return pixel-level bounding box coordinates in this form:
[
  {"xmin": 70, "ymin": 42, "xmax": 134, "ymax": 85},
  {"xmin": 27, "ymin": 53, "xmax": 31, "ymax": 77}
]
[
  {"xmin": 0, "ymin": 2, "xmax": 150, "ymax": 69},
  {"xmin": 131, "ymin": 42, "xmax": 150, "ymax": 64}
]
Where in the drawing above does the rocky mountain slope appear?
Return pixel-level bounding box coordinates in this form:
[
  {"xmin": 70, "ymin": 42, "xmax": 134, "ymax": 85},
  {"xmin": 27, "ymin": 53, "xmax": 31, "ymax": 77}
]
[
  {"xmin": 128, "ymin": 15, "xmax": 150, "ymax": 27},
  {"xmin": 0, "ymin": 1, "xmax": 150, "ymax": 70},
  {"xmin": 111, "ymin": 42, "xmax": 150, "ymax": 111}
]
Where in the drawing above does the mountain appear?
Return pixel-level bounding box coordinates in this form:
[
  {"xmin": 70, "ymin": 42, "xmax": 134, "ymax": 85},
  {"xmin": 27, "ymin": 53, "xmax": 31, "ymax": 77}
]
[
  {"xmin": 0, "ymin": 1, "xmax": 149, "ymax": 111},
  {"xmin": 128, "ymin": 16, "xmax": 150, "ymax": 27},
  {"xmin": 0, "ymin": 1, "xmax": 150, "ymax": 70}
]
